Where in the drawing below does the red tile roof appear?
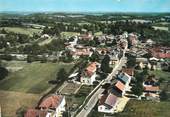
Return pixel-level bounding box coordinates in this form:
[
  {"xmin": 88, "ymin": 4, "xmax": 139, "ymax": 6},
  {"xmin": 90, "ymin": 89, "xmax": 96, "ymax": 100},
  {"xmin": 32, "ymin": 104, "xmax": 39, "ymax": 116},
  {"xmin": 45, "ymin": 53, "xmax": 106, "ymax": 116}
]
[
  {"xmin": 84, "ymin": 62, "xmax": 97, "ymax": 77},
  {"xmin": 24, "ymin": 109, "xmax": 47, "ymax": 117},
  {"xmin": 115, "ymin": 81, "xmax": 125, "ymax": 92},
  {"xmin": 39, "ymin": 95, "xmax": 63, "ymax": 109},
  {"xmin": 144, "ymin": 86, "xmax": 159, "ymax": 92},
  {"xmin": 72, "ymin": 48, "xmax": 91, "ymax": 56},
  {"xmin": 105, "ymin": 93, "xmax": 118, "ymax": 107},
  {"xmin": 149, "ymin": 47, "xmax": 170, "ymax": 59}
]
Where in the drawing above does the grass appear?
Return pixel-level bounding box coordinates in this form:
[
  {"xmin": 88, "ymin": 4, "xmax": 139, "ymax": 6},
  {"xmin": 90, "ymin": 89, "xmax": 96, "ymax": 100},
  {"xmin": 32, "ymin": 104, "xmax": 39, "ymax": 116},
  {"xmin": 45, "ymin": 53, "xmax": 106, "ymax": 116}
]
[
  {"xmin": 152, "ymin": 26, "xmax": 169, "ymax": 31},
  {"xmin": 1, "ymin": 27, "xmax": 42, "ymax": 36},
  {"xmin": 94, "ymin": 31, "xmax": 103, "ymax": 36},
  {"xmin": 0, "ymin": 90, "xmax": 40, "ymax": 117},
  {"xmin": 89, "ymin": 100, "xmax": 170, "ymax": 117},
  {"xmin": 115, "ymin": 100, "xmax": 170, "ymax": 117},
  {"xmin": 66, "ymin": 85, "xmax": 94, "ymax": 111},
  {"xmin": 149, "ymin": 70, "xmax": 170, "ymax": 81},
  {"xmin": 60, "ymin": 31, "xmax": 80, "ymax": 38},
  {"xmin": 0, "ymin": 62, "xmax": 73, "ymax": 94}
]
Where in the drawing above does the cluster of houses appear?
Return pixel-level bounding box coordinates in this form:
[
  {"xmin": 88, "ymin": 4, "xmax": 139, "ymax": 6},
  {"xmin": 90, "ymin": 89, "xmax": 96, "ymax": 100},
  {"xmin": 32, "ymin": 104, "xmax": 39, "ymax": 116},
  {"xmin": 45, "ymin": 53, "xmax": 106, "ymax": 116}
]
[
  {"xmin": 24, "ymin": 94, "xmax": 66, "ymax": 117},
  {"xmin": 65, "ymin": 32, "xmax": 129, "ymax": 85},
  {"xmin": 98, "ymin": 68, "xmax": 133, "ymax": 113},
  {"xmin": 142, "ymin": 75, "xmax": 160, "ymax": 101}
]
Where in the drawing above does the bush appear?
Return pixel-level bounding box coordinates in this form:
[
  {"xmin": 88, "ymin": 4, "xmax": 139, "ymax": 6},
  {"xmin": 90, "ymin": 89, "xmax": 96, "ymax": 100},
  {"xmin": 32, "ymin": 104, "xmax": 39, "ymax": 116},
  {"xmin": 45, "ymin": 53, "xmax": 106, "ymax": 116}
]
[{"xmin": 0, "ymin": 66, "xmax": 8, "ymax": 80}]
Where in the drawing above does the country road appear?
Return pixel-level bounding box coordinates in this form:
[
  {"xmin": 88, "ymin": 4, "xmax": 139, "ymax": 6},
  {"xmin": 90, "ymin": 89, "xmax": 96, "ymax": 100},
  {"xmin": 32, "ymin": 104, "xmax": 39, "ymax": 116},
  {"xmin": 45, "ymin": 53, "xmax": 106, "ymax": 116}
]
[
  {"xmin": 76, "ymin": 57, "xmax": 127, "ymax": 117},
  {"xmin": 76, "ymin": 44, "xmax": 128, "ymax": 117}
]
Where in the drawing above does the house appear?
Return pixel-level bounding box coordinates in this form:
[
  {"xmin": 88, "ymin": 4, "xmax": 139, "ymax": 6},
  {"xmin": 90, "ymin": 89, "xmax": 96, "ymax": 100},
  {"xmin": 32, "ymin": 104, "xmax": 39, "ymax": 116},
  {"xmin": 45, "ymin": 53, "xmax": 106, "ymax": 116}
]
[
  {"xmin": 122, "ymin": 68, "xmax": 134, "ymax": 76},
  {"xmin": 71, "ymin": 48, "xmax": 92, "ymax": 59},
  {"xmin": 98, "ymin": 93, "xmax": 118, "ymax": 113},
  {"xmin": 68, "ymin": 36, "xmax": 78, "ymax": 46},
  {"xmin": 39, "ymin": 94, "xmax": 66, "ymax": 117},
  {"xmin": 78, "ymin": 32, "xmax": 93, "ymax": 40},
  {"xmin": 114, "ymin": 81, "xmax": 126, "ymax": 96},
  {"xmin": 24, "ymin": 109, "xmax": 47, "ymax": 117},
  {"xmin": 41, "ymin": 34, "xmax": 50, "ymax": 39},
  {"xmin": 144, "ymin": 86, "xmax": 160, "ymax": 94},
  {"xmin": 80, "ymin": 62, "xmax": 98, "ymax": 85},
  {"xmin": 149, "ymin": 47, "xmax": 170, "ymax": 59},
  {"xmin": 146, "ymin": 39, "xmax": 155, "ymax": 45},
  {"xmin": 117, "ymin": 72, "xmax": 131, "ymax": 85},
  {"xmin": 115, "ymin": 72, "xmax": 132, "ymax": 96},
  {"xmin": 128, "ymin": 33, "xmax": 138, "ymax": 46}
]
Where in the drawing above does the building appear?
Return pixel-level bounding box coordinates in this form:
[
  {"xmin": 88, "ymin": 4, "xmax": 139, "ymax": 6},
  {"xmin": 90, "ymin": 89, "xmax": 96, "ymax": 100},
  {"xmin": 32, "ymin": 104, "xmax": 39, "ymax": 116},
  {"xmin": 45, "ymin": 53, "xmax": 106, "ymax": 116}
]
[
  {"xmin": 149, "ymin": 47, "xmax": 170, "ymax": 59},
  {"xmin": 128, "ymin": 33, "xmax": 138, "ymax": 46},
  {"xmin": 24, "ymin": 109, "xmax": 47, "ymax": 117},
  {"xmin": 122, "ymin": 68, "xmax": 134, "ymax": 76},
  {"xmin": 80, "ymin": 62, "xmax": 98, "ymax": 85},
  {"xmin": 39, "ymin": 94, "xmax": 65, "ymax": 117},
  {"xmin": 98, "ymin": 93, "xmax": 118, "ymax": 113},
  {"xmin": 115, "ymin": 72, "xmax": 132, "ymax": 96},
  {"xmin": 71, "ymin": 47, "xmax": 92, "ymax": 59},
  {"xmin": 25, "ymin": 94, "xmax": 66, "ymax": 117}
]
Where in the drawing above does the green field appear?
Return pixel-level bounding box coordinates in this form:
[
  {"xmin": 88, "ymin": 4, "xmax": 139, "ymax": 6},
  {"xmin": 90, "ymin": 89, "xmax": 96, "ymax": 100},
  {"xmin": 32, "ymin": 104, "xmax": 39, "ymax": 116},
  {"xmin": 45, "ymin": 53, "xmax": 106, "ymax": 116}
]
[
  {"xmin": 66, "ymin": 85, "xmax": 94, "ymax": 110},
  {"xmin": 115, "ymin": 100, "xmax": 170, "ymax": 117},
  {"xmin": 60, "ymin": 31, "xmax": 80, "ymax": 38},
  {"xmin": 1, "ymin": 27, "xmax": 42, "ymax": 36},
  {"xmin": 149, "ymin": 70, "xmax": 170, "ymax": 81},
  {"xmin": 0, "ymin": 62, "xmax": 73, "ymax": 94},
  {"xmin": 89, "ymin": 100, "xmax": 170, "ymax": 117}
]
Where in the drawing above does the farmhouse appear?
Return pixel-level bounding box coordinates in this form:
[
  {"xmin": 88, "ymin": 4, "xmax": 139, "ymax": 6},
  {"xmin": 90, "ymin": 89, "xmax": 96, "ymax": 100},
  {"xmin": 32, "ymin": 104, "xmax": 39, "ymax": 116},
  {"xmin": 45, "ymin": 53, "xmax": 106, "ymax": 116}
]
[
  {"xmin": 71, "ymin": 47, "xmax": 92, "ymax": 59},
  {"xmin": 80, "ymin": 62, "xmax": 98, "ymax": 85},
  {"xmin": 98, "ymin": 93, "xmax": 118, "ymax": 113},
  {"xmin": 39, "ymin": 94, "xmax": 66, "ymax": 115},
  {"xmin": 24, "ymin": 94, "xmax": 66, "ymax": 117}
]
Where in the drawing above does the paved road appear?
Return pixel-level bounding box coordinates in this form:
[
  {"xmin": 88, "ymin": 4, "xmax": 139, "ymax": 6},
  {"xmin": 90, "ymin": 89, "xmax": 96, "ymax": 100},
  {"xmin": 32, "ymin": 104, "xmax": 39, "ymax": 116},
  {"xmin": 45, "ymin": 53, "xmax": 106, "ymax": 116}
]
[
  {"xmin": 76, "ymin": 57, "xmax": 127, "ymax": 117},
  {"xmin": 76, "ymin": 44, "xmax": 128, "ymax": 117}
]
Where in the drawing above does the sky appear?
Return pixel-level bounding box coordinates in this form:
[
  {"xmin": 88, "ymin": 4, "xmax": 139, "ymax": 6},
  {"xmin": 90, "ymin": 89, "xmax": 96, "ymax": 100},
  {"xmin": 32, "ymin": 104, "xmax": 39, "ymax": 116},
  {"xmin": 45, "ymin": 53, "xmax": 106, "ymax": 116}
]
[{"xmin": 0, "ymin": 0, "xmax": 170, "ymax": 13}]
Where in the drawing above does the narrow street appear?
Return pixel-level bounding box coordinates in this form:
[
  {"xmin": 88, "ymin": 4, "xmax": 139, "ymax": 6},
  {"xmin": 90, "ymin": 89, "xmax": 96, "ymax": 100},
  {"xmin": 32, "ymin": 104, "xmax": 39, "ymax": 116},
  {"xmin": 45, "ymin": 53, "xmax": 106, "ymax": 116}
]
[{"xmin": 76, "ymin": 57, "xmax": 127, "ymax": 117}]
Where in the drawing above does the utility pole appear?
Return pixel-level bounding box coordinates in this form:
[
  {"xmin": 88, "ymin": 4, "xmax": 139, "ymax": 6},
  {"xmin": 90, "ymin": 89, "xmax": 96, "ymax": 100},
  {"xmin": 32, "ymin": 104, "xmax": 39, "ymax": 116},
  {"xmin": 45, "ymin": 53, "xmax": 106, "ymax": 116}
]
[{"xmin": 0, "ymin": 105, "xmax": 1, "ymax": 117}]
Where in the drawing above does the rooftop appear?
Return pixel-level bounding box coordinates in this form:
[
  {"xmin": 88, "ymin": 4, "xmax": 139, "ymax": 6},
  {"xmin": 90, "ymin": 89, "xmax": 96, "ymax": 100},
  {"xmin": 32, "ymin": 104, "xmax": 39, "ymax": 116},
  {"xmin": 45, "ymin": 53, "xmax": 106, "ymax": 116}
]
[
  {"xmin": 115, "ymin": 81, "xmax": 125, "ymax": 92},
  {"xmin": 39, "ymin": 95, "xmax": 63, "ymax": 109}
]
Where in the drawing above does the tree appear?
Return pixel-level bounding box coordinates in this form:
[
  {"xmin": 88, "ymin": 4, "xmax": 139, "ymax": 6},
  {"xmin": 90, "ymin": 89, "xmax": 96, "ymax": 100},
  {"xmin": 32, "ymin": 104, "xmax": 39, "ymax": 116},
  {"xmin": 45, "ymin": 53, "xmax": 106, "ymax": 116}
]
[
  {"xmin": 101, "ymin": 54, "xmax": 111, "ymax": 73},
  {"xmin": 56, "ymin": 68, "xmax": 68, "ymax": 83},
  {"xmin": 127, "ymin": 54, "xmax": 136, "ymax": 68},
  {"xmin": 89, "ymin": 51, "xmax": 100, "ymax": 62},
  {"xmin": 131, "ymin": 83, "xmax": 143, "ymax": 97},
  {"xmin": 16, "ymin": 106, "xmax": 27, "ymax": 117},
  {"xmin": 0, "ymin": 66, "xmax": 8, "ymax": 80},
  {"xmin": 27, "ymin": 55, "xmax": 37, "ymax": 63},
  {"xmin": 160, "ymin": 90, "xmax": 168, "ymax": 101}
]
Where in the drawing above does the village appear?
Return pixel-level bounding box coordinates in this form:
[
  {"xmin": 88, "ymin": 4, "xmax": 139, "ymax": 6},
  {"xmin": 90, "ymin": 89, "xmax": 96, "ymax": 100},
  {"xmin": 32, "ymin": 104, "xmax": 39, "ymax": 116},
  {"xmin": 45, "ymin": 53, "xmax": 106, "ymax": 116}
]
[
  {"xmin": 0, "ymin": 12, "xmax": 170, "ymax": 117},
  {"xmin": 17, "ymin": 30, "xmax": 170, "ymax": 117}
]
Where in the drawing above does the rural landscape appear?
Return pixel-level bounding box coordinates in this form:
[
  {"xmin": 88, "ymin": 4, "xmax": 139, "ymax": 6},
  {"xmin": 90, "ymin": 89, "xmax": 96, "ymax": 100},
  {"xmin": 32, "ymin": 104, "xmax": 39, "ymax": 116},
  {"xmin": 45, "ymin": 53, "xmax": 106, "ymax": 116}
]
[{"xmin": 0, "ymin": 0, "xmax": 170, "ymax": 117}]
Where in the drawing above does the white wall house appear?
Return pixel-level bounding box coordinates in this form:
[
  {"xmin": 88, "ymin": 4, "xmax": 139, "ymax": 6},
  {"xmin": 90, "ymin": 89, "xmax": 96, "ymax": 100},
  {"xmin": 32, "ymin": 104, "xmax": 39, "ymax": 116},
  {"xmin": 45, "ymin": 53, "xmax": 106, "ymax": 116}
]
[
  {"xmin": 80, "ymin": 62, "xmax": 97, "ymax": 85},
  {"xmin": 39, "ymin": 94, "xmax": 66, "ymax": 117},
  {"xmin": 98, "ymin": 93, "xmax": 118, "ymax": 113}
]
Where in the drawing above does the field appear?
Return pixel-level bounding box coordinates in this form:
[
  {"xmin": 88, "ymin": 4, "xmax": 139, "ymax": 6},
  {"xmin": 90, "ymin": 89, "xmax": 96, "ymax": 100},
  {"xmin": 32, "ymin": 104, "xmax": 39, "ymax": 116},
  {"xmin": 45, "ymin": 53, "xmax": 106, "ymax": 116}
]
[
  {"xmin": 0, "ymin": 62, "xmax": 73, "ymax": 94},
  {"xmin": 60, "ymin": 82, "xmax": 81, "ymax": 95},
  {"xmin": 94, "ymin": 31, "xmax": 103, "ymax": 36},
  {"xmin": 115, "ymin": 100, "xmax": 170, "ymax": 117},
  {"xmin": 0, "ymin": 90, "xmax": 40, "ymax": 117},
  {"xmin": 152, "ymin": 26, "xmax": 169, "ymax": 31},
  {"xmin": 1, "ymin": 27, "xmax": 42, "ymax": 36},
  {"xmin": 66, "ymin": 85, "xmax": 94, "ymax": 111},
  {"xmin": 60, "ymin": 31, "xmax": 80, "ymax": 38},
  {"xmin": 149, "ymin": 70, "xmax": 170, "ymax": 81},
  {"xmin": 89, "ymin": 100, "xmax": 170, "ymax": 117},
  {"xmin": 0, "ymin": 61, "xmax": 73, "ymax": 116}
]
